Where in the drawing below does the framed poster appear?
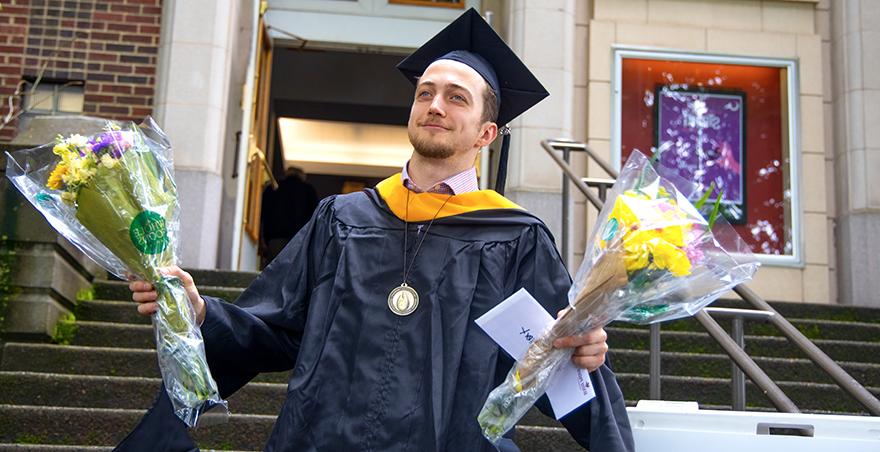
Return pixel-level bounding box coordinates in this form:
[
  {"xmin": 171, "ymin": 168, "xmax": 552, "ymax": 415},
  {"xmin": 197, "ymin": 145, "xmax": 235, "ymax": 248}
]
[
  {"xmin": 612, "ymin": 48, "xmax": 802, "ymax": 265},
  {"xmin": 654, "ymin": 86, "xmax": 747, "ymax": 224}
]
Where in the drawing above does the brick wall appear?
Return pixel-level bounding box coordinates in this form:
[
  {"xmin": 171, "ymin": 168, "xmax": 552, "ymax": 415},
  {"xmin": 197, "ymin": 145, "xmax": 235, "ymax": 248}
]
[
  {"xmin": 0, "ymin": 0, "xmax": 162, "ymax": 142},
  {"xmin": 0, "ymin": 1, "xmax": 31, "ymax": 141}
]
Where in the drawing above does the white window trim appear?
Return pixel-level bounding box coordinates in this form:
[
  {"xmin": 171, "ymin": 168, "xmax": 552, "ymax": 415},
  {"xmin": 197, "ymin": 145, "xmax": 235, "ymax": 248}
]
[{"xmin": 611, "ymin": 46, "xmax": 803, "ymax": 267}]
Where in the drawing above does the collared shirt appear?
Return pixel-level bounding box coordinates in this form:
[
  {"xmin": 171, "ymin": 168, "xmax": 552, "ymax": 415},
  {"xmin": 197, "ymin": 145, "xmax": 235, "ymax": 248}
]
[{"xmin": 400, "ymin": 161, "xmax": 480, "ymax": 195}]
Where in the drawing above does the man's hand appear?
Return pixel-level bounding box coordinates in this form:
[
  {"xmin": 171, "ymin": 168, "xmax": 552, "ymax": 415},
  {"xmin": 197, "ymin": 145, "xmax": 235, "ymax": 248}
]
[
  {"xmin": 129, "ymin": 266, "xmax": 206, "ymax": 325},
  {"xmin": 553, "ymin": 323, "xmax": 609, "ymax": 372}
]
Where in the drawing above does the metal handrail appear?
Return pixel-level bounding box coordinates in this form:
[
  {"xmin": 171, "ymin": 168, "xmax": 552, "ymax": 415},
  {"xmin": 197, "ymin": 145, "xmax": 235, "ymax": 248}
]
[{"xmin": 541, "ymin": 138, "xmax": 880, "ymax": 416}]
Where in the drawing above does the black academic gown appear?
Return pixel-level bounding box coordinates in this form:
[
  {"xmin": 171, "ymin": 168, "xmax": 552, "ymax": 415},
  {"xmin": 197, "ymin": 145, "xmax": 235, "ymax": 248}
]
[{"xmin": 115, "ymin": 178, "xmax": 634, "ymax": 452}]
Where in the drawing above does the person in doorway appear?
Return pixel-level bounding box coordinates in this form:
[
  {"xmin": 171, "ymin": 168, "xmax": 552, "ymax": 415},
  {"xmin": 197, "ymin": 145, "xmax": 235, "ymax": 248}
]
[
  {"xmin": 260, "ymin": 166, "xmax": 319, "ymax": 266},
  {"xmin": 117, "ymin": 8, "xmax": 633, "ymax": 452}
]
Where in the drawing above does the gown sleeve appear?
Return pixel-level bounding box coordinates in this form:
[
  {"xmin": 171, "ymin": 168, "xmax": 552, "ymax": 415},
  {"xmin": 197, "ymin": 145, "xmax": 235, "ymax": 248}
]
[
  {"xmin": 113, "ymin": 197, "xmax": 336, "ymax": 452},
  {"xmin": 200, "ymin": 196, "xmax": 336, "ymax": 397},
  {"xmin": 505, "ymin": 223, "xmax": 635, "ymax": 452}
]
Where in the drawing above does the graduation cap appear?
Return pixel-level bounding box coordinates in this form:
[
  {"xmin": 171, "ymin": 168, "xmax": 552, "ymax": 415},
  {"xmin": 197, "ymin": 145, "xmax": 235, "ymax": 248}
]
[{"xmin": 396, "ymin": 8, "xmax": 549, "ymax": 195}]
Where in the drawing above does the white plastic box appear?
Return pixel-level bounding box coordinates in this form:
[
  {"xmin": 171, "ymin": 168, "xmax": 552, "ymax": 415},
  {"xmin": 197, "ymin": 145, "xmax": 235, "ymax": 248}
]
[{"xmin": 629, "ymin": 400, "xmax": 880, "ymax": 452}]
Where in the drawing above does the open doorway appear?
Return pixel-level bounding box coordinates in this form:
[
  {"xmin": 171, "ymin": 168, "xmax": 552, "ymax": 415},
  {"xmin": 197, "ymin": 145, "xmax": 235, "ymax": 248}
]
[{"xmin": 255, "ymin": 48, "xmax": 415, "ymax": 268}]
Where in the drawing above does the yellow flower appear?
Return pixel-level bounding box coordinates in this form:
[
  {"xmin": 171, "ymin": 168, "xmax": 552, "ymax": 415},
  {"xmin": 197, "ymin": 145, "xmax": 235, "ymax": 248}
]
[
  {"xmin": 47, "ymin": 162, "xmax": 68, "ymax": 190},
  {"xmin": 657, "ymin": 225, "xmax": 686, "ymax": 247},
  {"xmin": 649, "ymin": 239, "xmax": 692, "ymax": 276},
  {"xmin": 622, "ymin": 228, "xmax": 657, "ymax": 272},
  {"xmin": 657, "ymin": 185, "xmax": 673, "ymax": 200},
  {"xmin": 620, "ymin": 225, "xmax": 693, "ymax": 275},
  {"xmin": 64, "ymin": 155, "xmax": 97, "ymax": 186},
  {"xmin": 609, "ymin": 196, "xmax": 639, "ymax": 227}
]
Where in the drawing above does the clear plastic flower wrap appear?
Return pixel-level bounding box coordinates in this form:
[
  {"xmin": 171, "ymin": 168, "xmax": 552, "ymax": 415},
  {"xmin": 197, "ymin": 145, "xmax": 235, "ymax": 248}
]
[
  {"xmin": 5, "ymin": 117, "xmax": 226, "ymax": 427},
  {"xmin": 478, "ymin": 150, "xmax": 760, "ymax": 443}
]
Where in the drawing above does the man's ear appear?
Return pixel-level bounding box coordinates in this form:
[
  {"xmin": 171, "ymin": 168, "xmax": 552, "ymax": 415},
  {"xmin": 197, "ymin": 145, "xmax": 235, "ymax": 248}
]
[{"xmin": 476, "ymin": 121, "xmax": 498, "ymax": 148}]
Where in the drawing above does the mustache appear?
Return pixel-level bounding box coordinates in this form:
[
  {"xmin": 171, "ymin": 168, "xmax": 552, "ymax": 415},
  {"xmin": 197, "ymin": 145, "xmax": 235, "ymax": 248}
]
[{"xmin": 418, "ymin": 120, "xmax": 449, "ymax": 129}]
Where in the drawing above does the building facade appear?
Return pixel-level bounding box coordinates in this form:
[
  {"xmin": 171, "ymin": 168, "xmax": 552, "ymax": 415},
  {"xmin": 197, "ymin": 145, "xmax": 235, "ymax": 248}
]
[{"xmin": 1, "ymin": 0, "xmax": 878, "ymax": 308}]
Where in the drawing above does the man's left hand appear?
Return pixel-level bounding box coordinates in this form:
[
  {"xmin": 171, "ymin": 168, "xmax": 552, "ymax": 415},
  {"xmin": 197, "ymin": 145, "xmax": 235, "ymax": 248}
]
[{"xmin": 553, "ymin": 326, "xmax": 608, "ymax": 372}]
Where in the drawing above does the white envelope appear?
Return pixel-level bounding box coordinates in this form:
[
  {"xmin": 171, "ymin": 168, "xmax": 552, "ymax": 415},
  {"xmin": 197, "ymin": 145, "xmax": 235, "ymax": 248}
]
[{"xmin": 475, "ymin": 288, "xmax": 596, "ymax": 419}]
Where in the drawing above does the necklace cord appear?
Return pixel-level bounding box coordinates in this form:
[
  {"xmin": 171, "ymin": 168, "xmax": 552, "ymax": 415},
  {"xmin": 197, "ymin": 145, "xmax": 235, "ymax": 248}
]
[{"xmin": 402, "ymin": 188, "xmax": 453, "ymax": 285}]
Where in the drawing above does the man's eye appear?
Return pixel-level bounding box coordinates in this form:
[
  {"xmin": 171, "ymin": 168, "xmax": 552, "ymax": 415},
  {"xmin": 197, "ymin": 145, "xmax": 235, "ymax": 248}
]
[
  {"xmin": 451, "ymin": 94, "xmax": 466, "ymax": 102},
  {"xmin": 418, "ymin": 91, "xmax": 432, "ymax": 98}
]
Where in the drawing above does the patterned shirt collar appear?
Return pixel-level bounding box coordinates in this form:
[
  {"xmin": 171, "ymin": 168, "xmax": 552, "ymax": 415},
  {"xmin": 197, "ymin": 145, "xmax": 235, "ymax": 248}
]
[{"xmin": 400, "ymin": 161, "xmax": 480, "ymax": 195}]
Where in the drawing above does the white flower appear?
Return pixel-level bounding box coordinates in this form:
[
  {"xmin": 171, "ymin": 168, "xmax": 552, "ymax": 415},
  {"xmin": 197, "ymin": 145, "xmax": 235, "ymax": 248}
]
[
  {"xmin": 100, "ymin": 153, "xmax": 118, "ymax": 169},
  {"xmin": 68, "ymin": 134, "xmax": 89, "ymax": 149}
]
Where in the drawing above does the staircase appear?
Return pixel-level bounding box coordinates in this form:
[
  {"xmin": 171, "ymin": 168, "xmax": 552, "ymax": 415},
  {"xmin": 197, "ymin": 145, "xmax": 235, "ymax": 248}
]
[
  {"xmin": 1, "ymin": 271, "xmax": 878, "ymax": 450},
  {"xmin": 609, "ymin": 299, "xmax": 880, "ymax": 414},
  {"xmin": 0, "ymin": 270, "xmax": 585, "ymax": 451}
]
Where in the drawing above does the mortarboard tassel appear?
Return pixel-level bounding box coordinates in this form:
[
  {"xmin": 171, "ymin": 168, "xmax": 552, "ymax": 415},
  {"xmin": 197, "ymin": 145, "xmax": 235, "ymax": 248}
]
[{"xmin": 494, "ymin": 126, "xmax": 511, "ymax": 195}]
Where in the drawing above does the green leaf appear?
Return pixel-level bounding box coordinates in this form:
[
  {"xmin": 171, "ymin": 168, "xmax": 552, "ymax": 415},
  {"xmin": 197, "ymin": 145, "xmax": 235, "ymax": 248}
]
[
  {"xmin": 707, "ymin": 189, "xmax": 724, "ymax": 230},
  {"xmin": 694, "ymin": 182, "xmax": 717, "ymax": 210},
  {"xmin": 649, "ymin": 151, "xmax": 661, "ymax": 166}
]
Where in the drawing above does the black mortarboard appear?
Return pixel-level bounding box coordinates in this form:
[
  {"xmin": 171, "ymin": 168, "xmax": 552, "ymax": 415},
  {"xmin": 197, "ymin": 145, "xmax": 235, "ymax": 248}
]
[{"xmin": 396, "ymin": 8, "xmax": 549, "ymax": 194}]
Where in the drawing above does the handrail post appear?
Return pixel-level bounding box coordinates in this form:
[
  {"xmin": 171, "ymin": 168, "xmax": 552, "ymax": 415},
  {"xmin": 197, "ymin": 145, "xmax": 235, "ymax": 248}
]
[
  {"xmin": 541, "ymin": 140, "xmax": 606, "ymax": 211},
  {"xmin": 695, "ymin": 311, "xmax": 800, "ymax": 413},
  {"xmin": 561, "ymin": 147, "xmax": 571, "ymax": 267},
  {"xmin": 649, "ymin": 323, "xmax": 661, "ymax": 399},
  {"xmin": 731, "ymin": 316, "xmax": 746, "ymax": 410}
]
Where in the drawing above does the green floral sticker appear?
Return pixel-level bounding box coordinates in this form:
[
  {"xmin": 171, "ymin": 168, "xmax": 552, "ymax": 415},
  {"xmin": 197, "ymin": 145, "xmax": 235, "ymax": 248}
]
[{"xmin": 129, "ymin": 210, "xmax": 168, "ymax": 254}]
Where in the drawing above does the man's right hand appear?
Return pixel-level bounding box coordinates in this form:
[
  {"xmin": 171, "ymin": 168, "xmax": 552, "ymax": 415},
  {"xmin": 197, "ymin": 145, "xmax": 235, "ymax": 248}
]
[{"xmin": 129, "ymin": 266, "xmax": 206, "ymax": 325}]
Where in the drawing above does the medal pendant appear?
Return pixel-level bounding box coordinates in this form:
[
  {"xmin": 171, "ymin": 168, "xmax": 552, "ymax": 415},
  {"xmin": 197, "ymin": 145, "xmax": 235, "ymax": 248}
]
[{"xmin": 388, "ymin": 283, "xmax": 419, "ymax": 316}]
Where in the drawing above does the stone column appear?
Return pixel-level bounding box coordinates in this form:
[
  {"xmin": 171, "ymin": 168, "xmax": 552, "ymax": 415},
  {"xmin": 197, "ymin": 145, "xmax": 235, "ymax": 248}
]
[
  {"xmin": 153, "ymin": 0, "xmax": 240, "ymax": 268},
  {"xmin": 504, "ymin": 0, "xmax": 576, "ymax": 259},
  {"xmin": 831, "ymin": 0, "xmax": 880, "ymax": 307}
]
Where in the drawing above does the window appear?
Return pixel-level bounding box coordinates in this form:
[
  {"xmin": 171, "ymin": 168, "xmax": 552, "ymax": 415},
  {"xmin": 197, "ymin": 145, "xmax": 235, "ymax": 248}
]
[
  {"xmin": 22, "ymin": 81, "xmax": 84, "ymax": 115},
  {"xmin": 388, "ymin": 0, "xmax": 463, "ymax": 8},
  {"xmin": 612, "ymin": 49, "xmax": 802, "ymax": 266}
]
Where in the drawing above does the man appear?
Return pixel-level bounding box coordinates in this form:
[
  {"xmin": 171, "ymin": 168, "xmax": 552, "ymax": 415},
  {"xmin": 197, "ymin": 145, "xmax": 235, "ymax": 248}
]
[
  {"xmin": 260, "ymin": 166, "xmax": 318, "ymax": 266},
  {"xmin": 119, "ymin": 9, "xmax": 633, "ymax": 451}
]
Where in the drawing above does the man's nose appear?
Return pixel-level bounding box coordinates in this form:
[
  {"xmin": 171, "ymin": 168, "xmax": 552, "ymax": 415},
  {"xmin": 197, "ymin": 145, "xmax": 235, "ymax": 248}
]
[{"xmin": 428, "ymin": 96, "xmax": 445, "ymax": 116}]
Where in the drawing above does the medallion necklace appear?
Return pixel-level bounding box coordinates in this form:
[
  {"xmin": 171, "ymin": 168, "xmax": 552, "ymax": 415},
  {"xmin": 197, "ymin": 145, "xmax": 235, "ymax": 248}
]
[{"xmin": 387, "ymin": 187, "xmax": 453, "ymax": 316}]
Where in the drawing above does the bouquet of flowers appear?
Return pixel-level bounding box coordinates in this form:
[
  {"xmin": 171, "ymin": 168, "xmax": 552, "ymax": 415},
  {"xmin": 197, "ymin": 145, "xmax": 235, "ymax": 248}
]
[
  {"xmin": 478, "ymin": 150, "xmax": 759, "ymax": 443},
  {"xmin": 5, "ymin": 118, "xmax": 225, "ymax": 427}
]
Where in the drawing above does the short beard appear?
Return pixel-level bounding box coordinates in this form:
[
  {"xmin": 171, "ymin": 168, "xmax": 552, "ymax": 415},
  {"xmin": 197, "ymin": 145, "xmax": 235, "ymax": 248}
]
[{"xmin": 408, "ymin": 129, "xmax": 455, "ymax": 160}]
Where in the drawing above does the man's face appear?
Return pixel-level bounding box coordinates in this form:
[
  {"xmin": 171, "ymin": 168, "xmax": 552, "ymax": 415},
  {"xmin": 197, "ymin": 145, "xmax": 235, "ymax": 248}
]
[{"xmin": 407, "ymin": 59, "xmax": 493, "ymax": 160}]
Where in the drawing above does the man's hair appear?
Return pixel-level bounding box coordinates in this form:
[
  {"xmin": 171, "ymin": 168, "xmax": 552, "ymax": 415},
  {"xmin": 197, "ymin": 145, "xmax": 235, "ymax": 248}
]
[{"xmin": 481, "ymin": 83, "xmax": 498, "ymax": 124}]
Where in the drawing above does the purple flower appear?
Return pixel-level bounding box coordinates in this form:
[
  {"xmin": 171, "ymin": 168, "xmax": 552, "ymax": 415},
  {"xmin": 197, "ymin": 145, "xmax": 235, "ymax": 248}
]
[{"xmin": 88, "ymin": 131, "xmax": 132, "ymax": 158}]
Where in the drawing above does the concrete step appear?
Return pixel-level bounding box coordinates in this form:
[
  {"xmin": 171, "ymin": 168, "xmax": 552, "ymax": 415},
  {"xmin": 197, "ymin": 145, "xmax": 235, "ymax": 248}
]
[
  {"xmin": 92, "ymin": 280, "xmax": 243, "ymax": 304},
  {"xmin": 713, "ymin": 299, "xmax": 880, "ymax": 324},
  {"xmin": 182, "ymin": 269, "xmax": 258, "ymax": 289},
  {"xmin": 0, "ymin": 343, "xmax": 288, "ymax": 384},
  {"xmin": 515, "ymin": 426, "xmax": 583, "ymax": 452},
  {"xmin": 613, "ymin": 315, "xmax": 880, "ymax": 343},
  {"xmin": 0, "ymin": 369, "xmax": 562, "ymax": 428},
  {"xmin": 606, "ymin": 326, "xmax": 880, "ymax": 363},
  {"xmin": 67, "ymin": 318, "xmax": 880, "ymax": 366},
  {"xmin": 0, "ymin": 371, "xmax": 285, "ymax": 416},
  {"xmin": 611, "ymin": 349, "xmax": 880, "ymax": 387},
  {"xmin": 75, "ymin": 300, "xmax": 148, "ymax": 325},
  {"xmin": 78, "ymin": 295, "xmax": 880, "ymax": 347},
  {"xmin": 0, "ymin": 447, "xmax": 257, "ymax": 452},
  {"xmin": 103, "ymin": 269, "xmax": 259, "ymax": 290},
  {"xmin": 0, "ymin": 404, "xmax": 273, "ymax": 450},
  {"xmin": 0, "ymin": 446, "xmax": 112, "ymax": 451},
  {"xmin": 0, "ymin": 403, "xmax": 570, "ymax": 450},
  {"xmin": 68, "ymin": 321, "xmax": 154, "ymax": 349},
  {"xmin": 615, "ymin": 373, "xmax": 880, "ymax": 414}
]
